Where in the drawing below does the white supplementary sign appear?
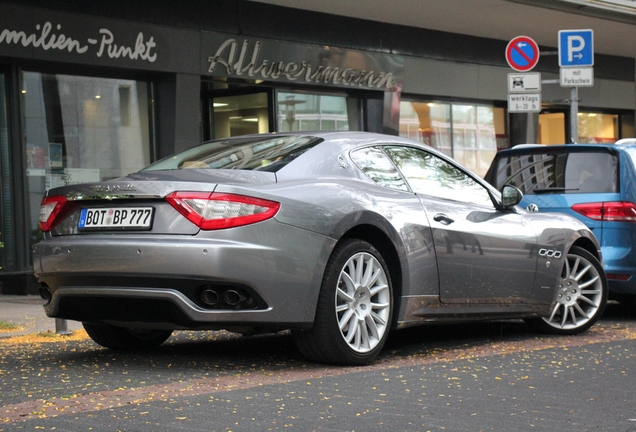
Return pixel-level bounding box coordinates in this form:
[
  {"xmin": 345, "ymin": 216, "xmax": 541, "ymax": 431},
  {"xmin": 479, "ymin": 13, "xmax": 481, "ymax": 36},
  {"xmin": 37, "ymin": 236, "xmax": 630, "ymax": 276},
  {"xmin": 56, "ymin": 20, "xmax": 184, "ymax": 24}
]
[
  {"xmin": 508, "ymin": 93, "xmax": 542, "ymax": 113},
  {"xmin": 508, "ymin": 73, "xmax": 541, "ymax": 92},
  {"xmin": 560, "ymin": 67, "xmax": 594, "ymax": 87}
]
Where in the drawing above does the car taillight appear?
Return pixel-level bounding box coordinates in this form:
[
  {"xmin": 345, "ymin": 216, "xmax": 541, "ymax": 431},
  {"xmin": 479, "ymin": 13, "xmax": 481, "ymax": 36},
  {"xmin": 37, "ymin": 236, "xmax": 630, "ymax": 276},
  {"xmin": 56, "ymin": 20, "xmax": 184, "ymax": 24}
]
[
  {"xmin": 572, "ymin": 202, "xmax": 636, "ymax": 222},
  {"xmin": 165, "ymin": 192, "xmax": 280, "ymax": 230},
  {"xmin": 606, "ymin": 273, "xmax": 631, "ymax": 281},
  {"xmin": 39, "ymin": 195, "xmax": 68, "ymax": 232}
]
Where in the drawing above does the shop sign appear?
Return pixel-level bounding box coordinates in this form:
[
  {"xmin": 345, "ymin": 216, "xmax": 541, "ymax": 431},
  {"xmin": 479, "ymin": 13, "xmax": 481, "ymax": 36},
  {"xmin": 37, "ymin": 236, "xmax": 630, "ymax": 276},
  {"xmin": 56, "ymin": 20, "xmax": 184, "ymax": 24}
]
[
  {"xmin": 0, "ymin": 21, "xmax": 157, "ymax": 63},
  {"xmin": 0, "ymin": 3, "xmax": 199, "ymax": 73},
  {"xmin": 203, "ymin": 32, "xmax": 403, "ymax": 91}
]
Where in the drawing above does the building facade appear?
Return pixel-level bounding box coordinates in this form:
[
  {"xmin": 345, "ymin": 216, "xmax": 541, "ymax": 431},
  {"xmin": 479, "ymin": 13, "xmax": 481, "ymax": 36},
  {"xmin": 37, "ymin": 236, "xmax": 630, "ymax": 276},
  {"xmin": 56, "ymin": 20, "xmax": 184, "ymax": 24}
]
[{"xmin": 0, "ymin": 0, "xmax": 634, "ymax": 293}]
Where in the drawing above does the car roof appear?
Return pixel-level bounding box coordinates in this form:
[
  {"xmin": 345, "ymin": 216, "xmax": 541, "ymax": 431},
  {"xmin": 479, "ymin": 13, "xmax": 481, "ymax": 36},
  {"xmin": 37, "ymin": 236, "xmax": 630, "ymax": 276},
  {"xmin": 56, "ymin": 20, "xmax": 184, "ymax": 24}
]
[
  {"xmin": 215, "ymin": 130, "xmax": 452, "ymax": 156},
  {"xmin": 221, "ymin": 130, "xmax": 421, "ymax": 145}
]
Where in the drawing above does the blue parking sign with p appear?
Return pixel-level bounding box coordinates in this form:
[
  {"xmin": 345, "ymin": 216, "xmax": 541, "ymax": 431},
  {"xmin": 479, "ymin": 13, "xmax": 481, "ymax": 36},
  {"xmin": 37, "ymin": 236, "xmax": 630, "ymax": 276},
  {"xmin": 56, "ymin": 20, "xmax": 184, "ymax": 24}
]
[{"xmin": 559, "ymin": 29, "xmax": 593, "ymax": 67}]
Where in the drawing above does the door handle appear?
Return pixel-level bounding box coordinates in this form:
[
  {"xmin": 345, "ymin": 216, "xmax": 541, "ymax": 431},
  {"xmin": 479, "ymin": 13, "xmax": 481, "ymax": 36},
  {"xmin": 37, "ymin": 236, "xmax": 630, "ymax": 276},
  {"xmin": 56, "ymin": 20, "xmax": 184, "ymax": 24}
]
[{"xmin": 433, "ymin": 213, "xmax": 454, "ymax": 225}]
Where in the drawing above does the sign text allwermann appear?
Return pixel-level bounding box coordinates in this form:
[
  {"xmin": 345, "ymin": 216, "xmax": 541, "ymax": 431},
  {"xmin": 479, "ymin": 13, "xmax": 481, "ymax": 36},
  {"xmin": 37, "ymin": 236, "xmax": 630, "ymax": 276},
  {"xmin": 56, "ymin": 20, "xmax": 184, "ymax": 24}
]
[{"xmin": 206, "ymin": 37, "xmax": 399, "ymax": 90}]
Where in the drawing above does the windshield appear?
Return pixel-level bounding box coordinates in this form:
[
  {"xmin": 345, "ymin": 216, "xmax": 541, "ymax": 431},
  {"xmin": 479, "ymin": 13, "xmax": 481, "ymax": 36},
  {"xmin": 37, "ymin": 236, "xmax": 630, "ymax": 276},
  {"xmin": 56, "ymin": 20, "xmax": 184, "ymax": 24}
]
[{"xmin": 142, "ymin": 135, "xmax": 323, "ymax": 173}]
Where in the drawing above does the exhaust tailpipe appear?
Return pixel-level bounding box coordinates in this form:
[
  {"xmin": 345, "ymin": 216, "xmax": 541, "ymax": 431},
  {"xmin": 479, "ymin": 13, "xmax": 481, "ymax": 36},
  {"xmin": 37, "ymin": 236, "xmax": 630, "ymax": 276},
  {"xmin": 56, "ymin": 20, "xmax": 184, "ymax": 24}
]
[
  {"xmin": 200, "ymin": 288, "xmax": 220, "ymax": 306},
  {"xmin": 223, "ymin": 290, "xmax": 247, "ymax": 306}
]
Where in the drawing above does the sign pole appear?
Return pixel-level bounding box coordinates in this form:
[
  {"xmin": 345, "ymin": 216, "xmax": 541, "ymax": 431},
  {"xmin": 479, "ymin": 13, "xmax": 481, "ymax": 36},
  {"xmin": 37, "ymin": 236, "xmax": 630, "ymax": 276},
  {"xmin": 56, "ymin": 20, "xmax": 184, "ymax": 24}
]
[
  {"xmin": 558, "ymin": 29, "xmax": 593, "ymax": 144},
  {"xmin": 570, "ymin": 86, "xmax": 579, "ymax": 143}
]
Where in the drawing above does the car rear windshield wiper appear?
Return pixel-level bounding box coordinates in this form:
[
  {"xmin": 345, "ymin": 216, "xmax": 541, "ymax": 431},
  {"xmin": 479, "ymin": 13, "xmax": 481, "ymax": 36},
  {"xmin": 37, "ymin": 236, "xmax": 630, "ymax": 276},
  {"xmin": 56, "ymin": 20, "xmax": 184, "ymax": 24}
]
[{"xmin": 530, "ymin": 187, "xmax": 579, "ymax": 194}]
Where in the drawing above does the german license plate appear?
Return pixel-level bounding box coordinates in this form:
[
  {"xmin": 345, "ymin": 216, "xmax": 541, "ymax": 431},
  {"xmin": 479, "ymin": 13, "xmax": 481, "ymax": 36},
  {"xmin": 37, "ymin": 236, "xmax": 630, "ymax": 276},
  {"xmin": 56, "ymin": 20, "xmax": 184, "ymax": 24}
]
[{"xmin": 78, "ymin": 207, "xmax": 154, "ymax": 230}]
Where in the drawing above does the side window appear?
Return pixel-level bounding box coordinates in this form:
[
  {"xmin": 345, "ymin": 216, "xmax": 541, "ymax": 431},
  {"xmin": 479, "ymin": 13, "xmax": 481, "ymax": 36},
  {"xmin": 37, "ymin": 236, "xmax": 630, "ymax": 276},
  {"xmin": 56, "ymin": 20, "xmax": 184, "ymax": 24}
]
[
  {"xmin": 383, "ymin": 146, "xmax": 493, "ymax": 206},
  {"xmin": 350, "ymin": 146, "xmax": 409, "ymax": 191}
]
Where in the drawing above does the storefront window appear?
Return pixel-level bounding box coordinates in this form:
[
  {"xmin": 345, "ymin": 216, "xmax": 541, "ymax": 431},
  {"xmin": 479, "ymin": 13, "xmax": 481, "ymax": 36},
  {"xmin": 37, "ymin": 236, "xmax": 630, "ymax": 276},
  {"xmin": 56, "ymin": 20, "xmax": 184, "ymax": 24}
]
[
  {"xmin": 539, "ymin": 111, "xmax": 619, "ymax": 144},
  {"xmin": 578, "ymin": 112, "xmax": 619, "ymax": 143},
  {"xmin": 399, "ymin": 102, "xmax": 452, "ymax": 157},
  {"xmin": 21, "ymin": 72, "xmax": 154, "ymax": 246},
  {"xmin": 399, "ymin": 101, "xmax": 503, "ymax": 176},
  {"xmin": 276, "ymin": 92, "xmax": 357, "ymax": 132}
]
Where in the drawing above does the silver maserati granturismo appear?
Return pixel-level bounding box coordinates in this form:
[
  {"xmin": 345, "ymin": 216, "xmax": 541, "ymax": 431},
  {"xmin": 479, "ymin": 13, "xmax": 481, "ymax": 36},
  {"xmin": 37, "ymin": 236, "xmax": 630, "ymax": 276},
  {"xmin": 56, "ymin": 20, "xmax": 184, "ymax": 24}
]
[{"xmin": 33, "ymin": 131, "xmax": 608, "ymax": 365}]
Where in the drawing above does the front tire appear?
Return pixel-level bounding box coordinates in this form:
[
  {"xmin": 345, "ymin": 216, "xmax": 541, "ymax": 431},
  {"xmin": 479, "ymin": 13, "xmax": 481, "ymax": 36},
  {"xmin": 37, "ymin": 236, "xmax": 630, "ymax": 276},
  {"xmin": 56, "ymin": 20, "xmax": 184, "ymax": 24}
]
[
  {"xmin": 526, "ymin": 245, "xmax": 607, "ymax": 335},
  {"xmin": 83, "ymin": 323, "xmax": 173, "ymax": 350},
  {"xmin": 293, "ymin": 239, "xmax": 393, "ymax": 365}
]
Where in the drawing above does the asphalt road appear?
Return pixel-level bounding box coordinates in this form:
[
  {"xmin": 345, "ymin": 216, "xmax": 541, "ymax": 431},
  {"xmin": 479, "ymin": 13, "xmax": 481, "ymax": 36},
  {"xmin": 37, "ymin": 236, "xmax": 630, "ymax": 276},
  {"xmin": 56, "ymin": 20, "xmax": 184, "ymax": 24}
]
[{"xmin": 1, "ymin": 302, "xmax": 636, "ymax": 432}]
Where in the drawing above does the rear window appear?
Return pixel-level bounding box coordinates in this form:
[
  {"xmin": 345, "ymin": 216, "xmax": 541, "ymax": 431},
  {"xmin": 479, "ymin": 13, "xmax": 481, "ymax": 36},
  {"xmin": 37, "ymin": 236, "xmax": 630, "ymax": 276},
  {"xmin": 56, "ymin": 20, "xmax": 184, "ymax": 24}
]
[
  {"xmin": 141, "ymin": 135, "xmax": 323, "ymax": 172},
  {"xmin": 488, "ymin": 150, "xmax": 618, "ymax": 194}
]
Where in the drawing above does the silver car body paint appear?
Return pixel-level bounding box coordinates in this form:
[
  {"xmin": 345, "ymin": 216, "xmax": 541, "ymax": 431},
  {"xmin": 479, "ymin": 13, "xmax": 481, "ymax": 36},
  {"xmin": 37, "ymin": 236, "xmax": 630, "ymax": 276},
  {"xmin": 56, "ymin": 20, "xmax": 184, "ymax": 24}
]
[{"xmin": 32, "ymin": 131, "xmax": 601, "ymax": 332}]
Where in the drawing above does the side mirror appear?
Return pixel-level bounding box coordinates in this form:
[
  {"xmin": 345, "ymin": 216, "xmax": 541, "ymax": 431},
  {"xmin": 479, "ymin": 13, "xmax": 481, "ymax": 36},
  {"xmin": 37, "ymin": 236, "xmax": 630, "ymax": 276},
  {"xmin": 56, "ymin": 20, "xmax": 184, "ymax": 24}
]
[{"xmin": 501, "ymin": 184, "xmax": 523, "ymax": 208}]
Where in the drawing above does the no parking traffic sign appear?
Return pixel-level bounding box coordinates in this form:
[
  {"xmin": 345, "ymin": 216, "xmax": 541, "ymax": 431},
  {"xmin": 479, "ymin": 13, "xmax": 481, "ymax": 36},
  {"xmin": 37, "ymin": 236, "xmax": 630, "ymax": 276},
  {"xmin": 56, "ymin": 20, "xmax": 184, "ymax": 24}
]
[{"xmin": 506, "ymin": 36, "xmax": 540, "ymax": 71}]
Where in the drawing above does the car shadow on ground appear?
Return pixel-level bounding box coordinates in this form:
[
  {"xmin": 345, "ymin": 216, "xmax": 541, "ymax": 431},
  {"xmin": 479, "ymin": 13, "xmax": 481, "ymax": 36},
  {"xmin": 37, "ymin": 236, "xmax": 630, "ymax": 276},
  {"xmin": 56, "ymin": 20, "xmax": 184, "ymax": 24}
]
[{"xmin": 44, "ymin": 300, "xmax": 636, "ymax": 372}]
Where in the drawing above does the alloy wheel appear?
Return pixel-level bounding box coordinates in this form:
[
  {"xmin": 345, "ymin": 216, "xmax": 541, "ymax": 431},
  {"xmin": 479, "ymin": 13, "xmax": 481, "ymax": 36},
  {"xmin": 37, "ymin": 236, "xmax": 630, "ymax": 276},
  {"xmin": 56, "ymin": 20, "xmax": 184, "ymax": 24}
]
[
  {"xmin": 335, "ymin": 251, "xmax": 391, "ymax": 353},
  {"xmin": 542, "ymin": 249, "xmax": 604, "ymax": 330}
]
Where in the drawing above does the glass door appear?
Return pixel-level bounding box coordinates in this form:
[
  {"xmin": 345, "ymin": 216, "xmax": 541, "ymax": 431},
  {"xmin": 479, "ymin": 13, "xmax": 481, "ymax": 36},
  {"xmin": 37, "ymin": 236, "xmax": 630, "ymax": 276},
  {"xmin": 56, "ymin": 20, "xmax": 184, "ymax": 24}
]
[
  {"xmin": 276, "ymin": 91, "xmax": 356, "ymax": 132},
  {"xmin": 206, "ymin": 90, "xmax": 271, "ymax": 140},
  {"xmin": 538, "ymin": 111, "xmax": 567, "ymax": 144}
]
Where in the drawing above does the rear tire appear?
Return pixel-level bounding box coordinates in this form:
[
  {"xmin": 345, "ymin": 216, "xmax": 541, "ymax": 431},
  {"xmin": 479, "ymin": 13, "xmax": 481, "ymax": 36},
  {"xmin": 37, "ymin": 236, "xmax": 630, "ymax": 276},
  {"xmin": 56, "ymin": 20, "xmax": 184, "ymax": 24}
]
[
  {"xmin": 526, "ymin": 245, "xmax": 607, "ymax": 335},
  {"xmin": 293, "ymin": 239, "xmax": 393, "ymax": 365},
  {"xmin": 83, "ymin": 323, "xmax": 172, "ymax": 350}
]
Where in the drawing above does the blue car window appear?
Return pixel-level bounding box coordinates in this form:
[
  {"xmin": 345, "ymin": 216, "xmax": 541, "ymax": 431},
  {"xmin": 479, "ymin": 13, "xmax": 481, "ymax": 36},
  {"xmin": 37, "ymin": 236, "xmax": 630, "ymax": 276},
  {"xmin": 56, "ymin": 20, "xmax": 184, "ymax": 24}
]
[{"xmin": 489, "ymin": 151, "xmax": 618, "ymax": 194}]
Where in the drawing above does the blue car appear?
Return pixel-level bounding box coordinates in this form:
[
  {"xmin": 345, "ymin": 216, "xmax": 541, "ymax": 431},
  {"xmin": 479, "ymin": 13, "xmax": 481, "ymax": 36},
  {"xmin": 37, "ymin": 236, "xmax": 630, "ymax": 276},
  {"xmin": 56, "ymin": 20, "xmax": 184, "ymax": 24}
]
[{"xmin": 485, "ymin": 140, "xmax": 636, "ymax": 302}]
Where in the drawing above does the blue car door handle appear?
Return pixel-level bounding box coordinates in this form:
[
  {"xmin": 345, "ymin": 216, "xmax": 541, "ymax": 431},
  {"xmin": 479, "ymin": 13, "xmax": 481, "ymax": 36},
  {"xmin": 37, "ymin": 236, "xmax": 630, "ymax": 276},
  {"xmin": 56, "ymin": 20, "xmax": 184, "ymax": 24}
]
[{"xmin": 434, "ymin": 213, "xmax": 454, "ymax": 225}]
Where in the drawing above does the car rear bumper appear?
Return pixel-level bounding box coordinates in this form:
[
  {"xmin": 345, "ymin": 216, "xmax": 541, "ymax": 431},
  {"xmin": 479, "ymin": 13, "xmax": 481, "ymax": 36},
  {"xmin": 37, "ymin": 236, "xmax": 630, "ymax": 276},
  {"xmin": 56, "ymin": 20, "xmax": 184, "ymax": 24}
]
[
  {"xmin": 601, "ymin": 237, "xmax": 636, "ymax": 294},
  {"xmin": 33, "ymin": 222, "xmax": 336, "ymax": 328},
  {"xmin": 42, "ymin": 286, "xmax": 311, "ymax": 330}
]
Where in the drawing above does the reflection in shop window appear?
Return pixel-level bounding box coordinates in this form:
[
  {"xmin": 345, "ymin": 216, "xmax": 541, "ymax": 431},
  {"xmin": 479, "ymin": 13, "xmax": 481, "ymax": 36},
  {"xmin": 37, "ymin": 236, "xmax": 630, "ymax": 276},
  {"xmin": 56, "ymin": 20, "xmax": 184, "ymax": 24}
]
[
  {"xmin": 399, "ymin": 101, "xmax": 504, "ymax": 177},
  {"xmin": 277, "ymin": 92, "xmax": 357, "ymax": 132},
  {"xmin": 399, "ymin": 102, "xmax": 452, "ymax": 157},
  {"xmin": 538, "ymin": 112, "xmax": 619, "ymax": 144},
  {"xmin": 21, "ymin": 72, "xmax": 154, "ymax": 247},
  {"xmin": 578, "ymin": 113, "xmax": 618, "ymax": 143}
]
